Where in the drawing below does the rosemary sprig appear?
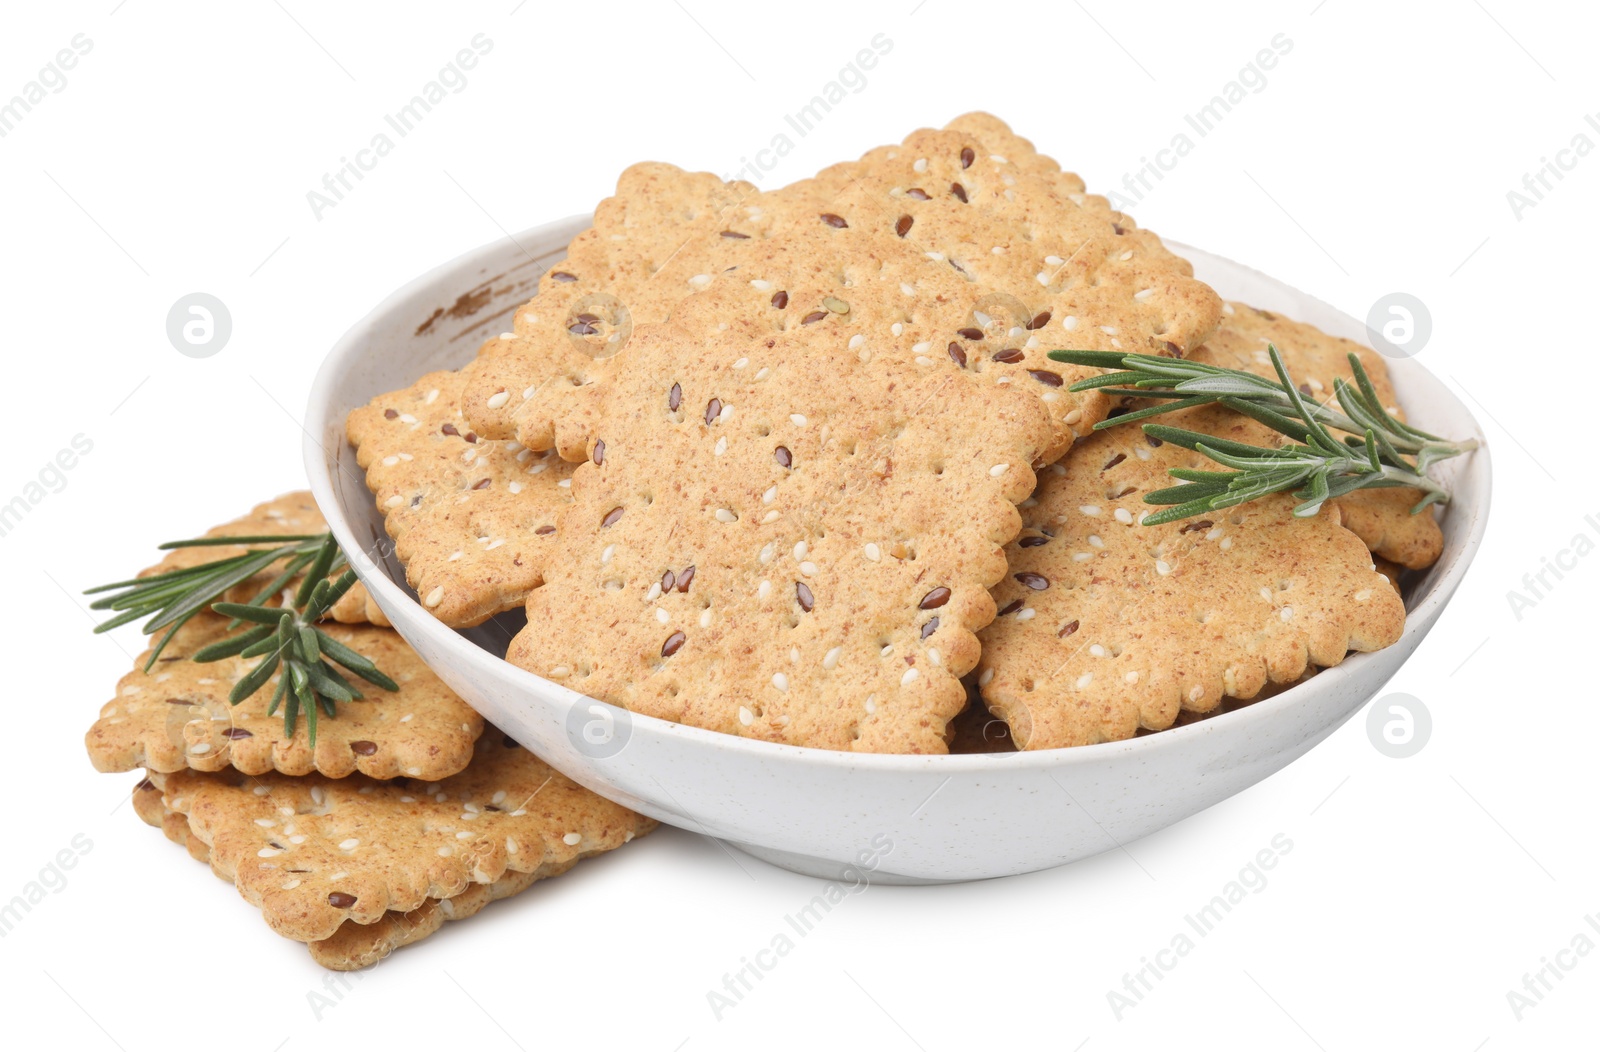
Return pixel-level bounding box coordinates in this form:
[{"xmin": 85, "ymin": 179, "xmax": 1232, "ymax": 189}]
[
  {"xmin": 85, "ymin": 532, "xmax": 396, "ymax": 743},
  {"xmin": 1049, "ymin": 345, "xmax": 1479, "ymax": 527}
]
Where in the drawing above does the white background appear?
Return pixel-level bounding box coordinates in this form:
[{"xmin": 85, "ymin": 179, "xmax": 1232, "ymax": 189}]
[{"xmin": 1, "ymin": 1, "xmax": 1594, "ymax": 1048}]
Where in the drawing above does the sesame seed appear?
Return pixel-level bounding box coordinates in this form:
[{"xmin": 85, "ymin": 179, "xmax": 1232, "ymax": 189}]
[
  {"xmin": 189, "ymin": 742, "xmax": 212, "ymax": 755},
  {"xmin": 1280, "ymin": 606, "xmax": 1294, "ymax": 621},
  {"xmin": 254, "ymin": 818, "xmax": 275, "ymax": 828},
  {"xmin": 1205, "ymin": 528, "xmax": 1223, "ymax": 541},
  {"xmin": 563, "ymin": 832, "xmax": 583, "ymax": 846},
  {"xmin": 487, "ymin": 390, "xmax": 510, "ymax": 409},
  {"xmin": 506, "ymin": 837, "xmax": 519, "ymax": 854},
  {"xmin": 763, "ymin": 486, "xmax": 777, "ymax": 505},
  {"xmin": 438, "ymin": 846, "xmax": 453, "ymax": 857},
  {"xmin": 864, "ymin": 543, "xmax": 881, "ymax": 561},
  {"xmin": 1089, "ymin": 535, "xmax": 1105, "ymax": 549},
  {"xmin": 758, "ymin": 580, "xmax": 772, "ymax": 600},
  {"xmin": 750, "ymin": 279, "xmax": 771, "ymax": 290},
  {"xmin": 1134, "ymin": 288, "xmax": 1154, "ymax": 302},
  {"xmin": 1220, "ymin": 538, "xmax": 1234, "ymax": 550},
  {"xmin": 1121, "ymin": 250, "xmax": 1134, "ymax": 261},
  {"xmin": 1260, "ymin": 587, "xmax": 1273, "ymax": 602},
  {"xmin": 901, "ymin": 667, "xmax": 919, "ymax": 686},
  {"xmin": 339, "ymin": 838, "xmax": 359, "ymax": 851},
  {"xmin": 738, "ymin": 706, "xmax": 755, "ymax": 727},
  {"xmin": 989, "ymin": 463, "xmax": 1009, "ymax": 477},
  {"xmin": 699, "ymin": 609, "xmax": 713, "ymax": 628},
  {"xmin": 823, "ymin": 646, "xmax": 842, "ymax": 670},
  {"xmin": 1155, "ymin": 560, "xmax": 1171, "ymax": 575},
  {"xmin": 1114, "ymin": 508, "xmax": 1134, "ymax": 524},
  {"xmin": 257, "ymin": 847, "xmax": 281, "ymax": 858},
  {"xmin": 1064, "ymin": 409, "xmax": 1083, "ymax": 425},
  {"xmin": 523, "ymin": 385, "xmax": 537, "ymax": 399},
  {"xmin": 601, "ymin": 544, "xmax": 615, "ymax": 565},
  {"xmin": 1355, "ymin": 589, "xmax": 1373, "ymax": 602},
  {"xmin": 799, "ymin": 561, "xmax": 818, "ymax": 576},
  {"xmin": 716, "ymin": 508, "xmax": 737, "ymax": 523},
  {"xmin": 656, "ymin": 608, "xmax": 669, "ymax": 624},
  {"xmin": 1089, "ymin": 645, "xmax": 1106, "ymax": 657},
  {"xmin": 864, "ymin": 694, "xmax": 878, "ymax": 713},
  {"xmin": 715, "ymin": 437, "xmax": 728, "ymax": 456},
  {"xmin": 457, "ymin": 830, "xmax": 473, "ymax": 839},
  {"xmin": 689, "ymin": 273, "xmax": 711, "ymax": 288},
  {"xmin": 382, "ymin": 455, "xmax": 399, "ymax": 467},
  {"xmin": 1016, "ymin": 608, "xmax": 1036, "ymax": 621},
  {"xmin": 424, "ymin": 586, "xmax": 445, "ymax": 607},
  {"xmin": 548, "ymin": 665, "xmax": 571, "ymax": 679},
  {"xmin": 1075, "ymin": 673, "xmax": 1093, "ymax": 689},
  {"xmin": 1073, "ymin": 552, "xmax": 1093, "ymax": 562},
  {"xmin": 1124, "ymin": 671, "xmax": 1140, "ymax": 684},
  {"xmin": 979, "ymin": 668, "xmax": 994, "ymax": 686},
  {"xmin": 790, "ymin": 414, "xmax": 807, "ymax": 426},
  {"xmin": 762, "ymin": 510, "xmax": 781, "ymax": 523},
  {"xmin": 646, "ymin": 582, "xmax": 662, "ymax": 601},
  {"xmin": 734, "ymin": 357, "xmax": 749, "ymax": 369},
  {"xmin": 927, "ymin": 648, "xmax": 942, "ymax": 666},
  {"xmin": 385, "ymin": 494, "xmax": 404, "ymax": 508}
]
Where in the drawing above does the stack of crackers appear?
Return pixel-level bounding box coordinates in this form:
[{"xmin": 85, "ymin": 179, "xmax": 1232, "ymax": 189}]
[
  {"xmin": 84, "ymin": 494, "xmax": 655, "ymax": 969},
  {"xmin": 347, "ymin": 112, "xmax": 1429, "ymax": 754}
]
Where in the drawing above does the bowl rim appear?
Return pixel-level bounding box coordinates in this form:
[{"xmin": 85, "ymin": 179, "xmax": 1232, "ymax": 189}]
[{"xmin": 304, "ymin": 217, "xmax": 1492, "ymax": 774}]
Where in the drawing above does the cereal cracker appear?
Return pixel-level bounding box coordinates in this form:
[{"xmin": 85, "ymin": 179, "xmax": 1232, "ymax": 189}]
[
  {"xmin": 87, "ymin": 613, "xmax": 483, "ymax": 779},
  {"xmin": 505, "ymin": 225, "xmax": 1059, "ymax": 753},
  {"xmin": 977, "ymin": 393, "xmax": 1406, "ymax": 749},
  {"xmin": 460, "ymin": 114, "xmax": 1220, "ymax": 463},
  {"xmin": 346, "ymin": 368, "xmax": 577, "ymax": 627},
  {"xmin": 132, "ymin": 778, "xmax": 586, "ymax": 970},
  {"xmin": 152, "ymin": 732, "xmax": 654, "ymax": 943}
]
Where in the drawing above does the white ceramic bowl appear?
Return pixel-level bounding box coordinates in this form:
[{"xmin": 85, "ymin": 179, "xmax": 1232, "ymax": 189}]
[{"xmin": 304, "ymin": 217, "xmax": 1490, "ymax": 884}]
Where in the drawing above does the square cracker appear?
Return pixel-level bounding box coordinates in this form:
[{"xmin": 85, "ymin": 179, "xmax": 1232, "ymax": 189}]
[
  {"xmin": 461, "ymin": 114, "xmax": 1220, "ymax": 463},
  {"xmin": 346, "ymin": 367, "xmax": 577, "ymax": 628},
  {"xmin": 131, "ymin": 779, "xmax": 586, "ymax": 970},
  {"xmin": 139, "ymin": 491, "xmax": 387, "ymax": 626},
  {"xmin": 504, "ymin": 224, "xmax": 1059, "ymax": 753},
  {"xmin": 86, "ymin": 613, "xmax": 484, "ymax": 780},
  {"xmin": 1201, "ymin": 302, "xmax": 1444, "ymax": 569},
  {"xmin": 151, "ymin": 732, "xmax": 655, "ymax": 943},
  {"xmin": 459, "ymin": 161, "xmax": 761, "ymax": 445},
  {"xmin": 977, "ymin": 388, "xmax": 1406, "ymax": 749}
]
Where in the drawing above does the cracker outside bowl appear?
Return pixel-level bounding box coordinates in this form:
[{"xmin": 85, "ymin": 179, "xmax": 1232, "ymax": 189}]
[{"xmin": 305, "ymin": 218, "xmax": 1490, "ymax": 884}]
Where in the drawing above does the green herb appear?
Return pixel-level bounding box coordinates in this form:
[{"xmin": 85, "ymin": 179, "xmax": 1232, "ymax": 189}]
[
  {"xmin": 1049, "ymin": 345, "xmax": 1479, "ymax": 527},
  {"xmin": 84, "ymin": 532, "xmax": 396, "ymax": 744}
]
